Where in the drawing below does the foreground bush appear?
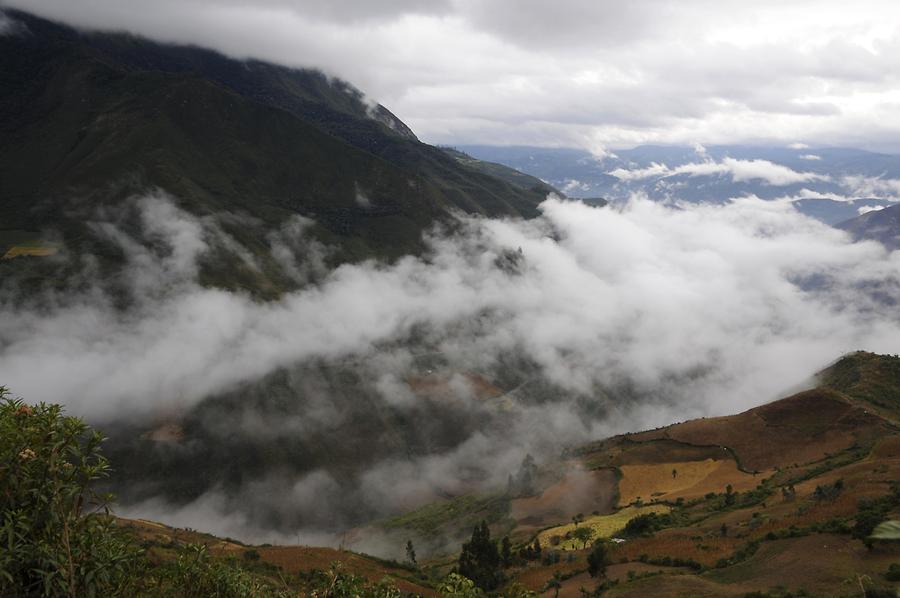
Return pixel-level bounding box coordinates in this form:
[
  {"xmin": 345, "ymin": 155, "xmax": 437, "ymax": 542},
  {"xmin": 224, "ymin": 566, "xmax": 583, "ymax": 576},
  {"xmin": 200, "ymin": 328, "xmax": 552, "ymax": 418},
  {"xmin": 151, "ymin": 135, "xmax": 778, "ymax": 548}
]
[{"xmin": 0, "ymin": 388, "xmax": 140, "ymax": 597}]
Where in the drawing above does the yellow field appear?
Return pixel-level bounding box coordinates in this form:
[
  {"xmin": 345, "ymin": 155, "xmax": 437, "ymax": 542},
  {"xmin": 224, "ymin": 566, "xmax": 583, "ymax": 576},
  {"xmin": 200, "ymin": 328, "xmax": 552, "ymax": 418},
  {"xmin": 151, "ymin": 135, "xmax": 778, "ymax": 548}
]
[
  {"xmin": 2, "ymin": 245, "xmax": 58, "ymax": 259},
  {"xmin": 537, "ymin": 504, "xmax": 670, "ymax": 550},
  {"xmin": 617, "ymin": 459, "xmax": 759, "ymax": 506}
]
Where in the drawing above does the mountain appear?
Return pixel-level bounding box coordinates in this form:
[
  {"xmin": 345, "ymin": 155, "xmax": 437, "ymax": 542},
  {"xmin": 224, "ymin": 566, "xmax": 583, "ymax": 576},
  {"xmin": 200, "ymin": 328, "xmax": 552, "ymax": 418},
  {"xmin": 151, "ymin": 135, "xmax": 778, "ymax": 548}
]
[
  {"xmin": 837, "ymin": 203, "xmax": 900, "ymax": 251},
  {"xmin": 0, "ymin": 9, "xmax": 552, "ymax": 295},
  {"xmin": 457, "ymin": 144, "xmax": 900, "ymax": 224}
]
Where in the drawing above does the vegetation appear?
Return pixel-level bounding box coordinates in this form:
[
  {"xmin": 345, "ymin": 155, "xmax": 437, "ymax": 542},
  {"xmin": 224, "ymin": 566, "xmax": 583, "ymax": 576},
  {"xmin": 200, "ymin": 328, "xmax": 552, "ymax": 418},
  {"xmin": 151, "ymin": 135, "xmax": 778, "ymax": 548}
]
[
  {"xmin": 457, "ymin": 521, "xmax": 502, "ymax": 592},
  {"xmin": 0, "ymin": 389, "xmax": 141, "ymax": 596},
  {"xmin": 586, "ymin": 541, "xmax": 610, "ymax": 578},
  {"xmin": 537, "ymin": 504, "xmax": 670, "ymax": 550}
]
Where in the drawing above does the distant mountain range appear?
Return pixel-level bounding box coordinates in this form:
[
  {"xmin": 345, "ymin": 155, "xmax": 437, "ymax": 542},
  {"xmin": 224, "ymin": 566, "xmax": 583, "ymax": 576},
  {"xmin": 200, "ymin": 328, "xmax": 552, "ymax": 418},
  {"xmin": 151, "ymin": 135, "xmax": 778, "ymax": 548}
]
[
  {"xmin": 457, "ymin": 144, "xmax": 900, "ymax": 225},
  {"xmin": 0, "ymin": 9, "xmax": 556, "ymax": 296}
]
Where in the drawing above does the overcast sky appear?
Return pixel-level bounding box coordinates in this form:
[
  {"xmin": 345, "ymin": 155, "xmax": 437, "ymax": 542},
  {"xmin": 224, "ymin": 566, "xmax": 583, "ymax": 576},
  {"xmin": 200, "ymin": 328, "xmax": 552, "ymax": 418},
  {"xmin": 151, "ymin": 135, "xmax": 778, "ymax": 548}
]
[{"xmin": 6, "ymin": 0, "xmax": 900, "ymax": 152}]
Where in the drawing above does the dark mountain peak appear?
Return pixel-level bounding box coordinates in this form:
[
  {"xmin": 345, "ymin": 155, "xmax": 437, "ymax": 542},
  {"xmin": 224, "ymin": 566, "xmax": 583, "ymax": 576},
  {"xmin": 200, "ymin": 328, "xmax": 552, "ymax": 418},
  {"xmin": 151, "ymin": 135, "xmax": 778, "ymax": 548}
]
[
  {"xmin": 1, "ymin": 8, "xmax": 416, "ymax": 142},
  {"xmin": 835, "ymin": 203, "xmax": 900, "ymax": 251},
  {"xmin": 0, "ymin": 8, "xmax": 549, "ymax": 295}
]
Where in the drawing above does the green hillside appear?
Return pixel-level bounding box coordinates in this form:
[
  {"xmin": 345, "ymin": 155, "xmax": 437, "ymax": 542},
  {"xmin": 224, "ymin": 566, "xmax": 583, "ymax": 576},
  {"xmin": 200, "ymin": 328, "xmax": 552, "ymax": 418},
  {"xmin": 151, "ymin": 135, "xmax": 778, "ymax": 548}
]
[{"xmin": 0, "ymin": 10, "xmax": 551, "ymax": 295}]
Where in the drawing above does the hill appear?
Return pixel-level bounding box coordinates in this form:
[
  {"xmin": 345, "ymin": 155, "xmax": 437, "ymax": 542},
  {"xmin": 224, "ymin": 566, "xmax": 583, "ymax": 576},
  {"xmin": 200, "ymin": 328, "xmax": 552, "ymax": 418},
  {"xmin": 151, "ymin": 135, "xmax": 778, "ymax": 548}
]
[
  {"xmin": 0, "ymin": 9, "xmax": 551, "ymax": 295},
  {"xmin": 369, "ymin": 352, "xmax": 900, "ymax": 596},
  {"xmin": 837, "ymin": 203, "xmax": 900, "ymax": 251},
  {"xmin": 5, "ymin": 352, "xmax": 898, "ymax": 596}
]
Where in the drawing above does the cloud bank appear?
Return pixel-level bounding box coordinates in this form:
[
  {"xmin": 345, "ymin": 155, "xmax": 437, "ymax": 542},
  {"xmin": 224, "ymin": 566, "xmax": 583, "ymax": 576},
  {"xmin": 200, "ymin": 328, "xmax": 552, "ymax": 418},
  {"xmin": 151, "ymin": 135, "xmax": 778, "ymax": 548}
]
[
  {"xmin": 1, "ymin": 193, "xmax": 898, "ymax": 548},
  {"xmin": 609, "ymin": 157, "xmax": 829, "ymax": 185}
]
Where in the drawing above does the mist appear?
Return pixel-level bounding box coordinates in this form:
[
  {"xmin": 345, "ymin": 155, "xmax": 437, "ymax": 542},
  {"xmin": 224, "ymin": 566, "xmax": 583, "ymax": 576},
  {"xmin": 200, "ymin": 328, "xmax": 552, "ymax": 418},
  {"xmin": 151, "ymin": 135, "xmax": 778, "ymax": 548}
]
[{"xmin": 1, "ymin": 192, "xmax": 898, "ymax": 553}]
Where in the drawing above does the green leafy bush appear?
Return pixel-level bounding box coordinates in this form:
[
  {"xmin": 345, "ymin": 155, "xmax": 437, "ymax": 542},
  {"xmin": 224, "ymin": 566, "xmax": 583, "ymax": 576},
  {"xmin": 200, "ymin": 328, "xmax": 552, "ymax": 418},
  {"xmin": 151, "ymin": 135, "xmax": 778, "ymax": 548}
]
[{"xmin": 0, "ymin": 389, "xmax": 141, "ymax": 597}]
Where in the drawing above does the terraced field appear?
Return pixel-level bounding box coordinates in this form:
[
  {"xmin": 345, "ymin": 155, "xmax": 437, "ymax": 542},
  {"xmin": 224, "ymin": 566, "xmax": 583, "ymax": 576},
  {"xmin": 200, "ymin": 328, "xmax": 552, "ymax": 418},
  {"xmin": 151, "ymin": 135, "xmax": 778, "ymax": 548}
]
[
  {"xmin": 537, "ymin": 504, "xmax": 670, "ymax": 550},
  {"xmin": 617, "ymin": 458, "xmax": 762, "ymax": 506}
]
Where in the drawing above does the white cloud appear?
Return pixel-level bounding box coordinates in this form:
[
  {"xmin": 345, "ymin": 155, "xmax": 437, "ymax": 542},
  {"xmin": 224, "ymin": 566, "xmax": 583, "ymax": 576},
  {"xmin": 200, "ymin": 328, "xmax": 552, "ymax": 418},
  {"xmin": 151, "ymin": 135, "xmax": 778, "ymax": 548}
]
[
  {"xmin": 789, "ymin": 142, "xmax": 811, "ymax": 149},
  {"xmin": 2, "ymin": 192, "xmax": 898, "ymax": 544},
  {"xmin": 609, "ymin": 158, "xmax": 829, "ymax": 186},
  {"xmin": 841, "ymin": 174, "xmax": 900, "ymax": 199},
  {"xmin": 858, "ymin": 204, "xmax": 885, "ymax": 214},
  {"xmin": 799, "ymin": 154, "xmax": 822, "ymax": 160}
]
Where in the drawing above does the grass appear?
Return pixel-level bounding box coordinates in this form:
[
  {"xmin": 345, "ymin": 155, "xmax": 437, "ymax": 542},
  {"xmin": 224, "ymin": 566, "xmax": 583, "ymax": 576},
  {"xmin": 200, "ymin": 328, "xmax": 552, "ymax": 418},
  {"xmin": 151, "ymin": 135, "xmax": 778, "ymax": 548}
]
[{"xmin": 537, "ymin": 505, "xmax": 670, "ymax": 550}]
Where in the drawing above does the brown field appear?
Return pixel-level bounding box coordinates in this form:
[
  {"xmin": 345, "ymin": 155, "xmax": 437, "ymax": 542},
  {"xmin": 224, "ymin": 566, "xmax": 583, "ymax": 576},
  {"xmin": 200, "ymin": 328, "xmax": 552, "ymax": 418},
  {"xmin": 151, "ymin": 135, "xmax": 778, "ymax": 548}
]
[
  {"xmin": 630, "ymin": 389, "xmax": 887, "ymax": 471},
  {"xmin": 257, "ymin": 546, "xmax": 436, "ymax": 596},
  {"xmin": 542, "ymin": 571, "xmax": 593, "ymax": 598},
  {"xmin": 609, "ymin": 534, "xmax": 900, "ymax": 597},
  {"xmin": 612, "ymin": 528, "xmax": 742, "ymax": 568},
  {"xmin": 580, "ymin": 438, "xmax": 726, "ymax": 469},
  {"xmin": 871, "ymin": 434, "xmax": 900, "ymax": 458},
  {"xmin": 703, "ymin": 533, "xmax": 900, "ymax": 593},
  {"xmin": 616, "ymin": 458, "xmax": 761, "ymax": 506},
  {"xmin": 511, "ymin": 467, "xmax": 618, "ymax": 535},
  {"xmin": 513, "ymin": 557, "xmax": 587, "ymax": 593},
  {"xmin": 119, "ymin": 517, "xmax": 436, "ymax": 596}
]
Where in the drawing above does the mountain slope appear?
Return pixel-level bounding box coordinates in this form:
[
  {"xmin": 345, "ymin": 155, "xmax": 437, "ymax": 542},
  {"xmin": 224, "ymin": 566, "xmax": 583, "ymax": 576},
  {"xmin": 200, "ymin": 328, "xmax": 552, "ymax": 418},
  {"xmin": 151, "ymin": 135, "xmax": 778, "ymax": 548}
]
[
  {"xmin": 836, "ymin": 203, "xmax": 900, "ymax": 251},
  {"xmin": 0, "ymin": 9, "xmax": 549, "ymax": 292},
  {"xmin": 368, "ymin": 352, "xmax": 900, "ymax": 595}
]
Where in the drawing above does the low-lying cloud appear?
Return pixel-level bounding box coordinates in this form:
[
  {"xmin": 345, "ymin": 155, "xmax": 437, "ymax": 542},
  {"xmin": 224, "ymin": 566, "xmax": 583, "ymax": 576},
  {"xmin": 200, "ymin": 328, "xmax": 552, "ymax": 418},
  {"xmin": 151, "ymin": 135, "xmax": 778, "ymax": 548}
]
[
  {"xmin": 1, "ymin": 192, "xmax": 899, "ymax": 549},
  {"xmin": 609, "ymin": 157, "xmax": 830, "ymax": 186}
]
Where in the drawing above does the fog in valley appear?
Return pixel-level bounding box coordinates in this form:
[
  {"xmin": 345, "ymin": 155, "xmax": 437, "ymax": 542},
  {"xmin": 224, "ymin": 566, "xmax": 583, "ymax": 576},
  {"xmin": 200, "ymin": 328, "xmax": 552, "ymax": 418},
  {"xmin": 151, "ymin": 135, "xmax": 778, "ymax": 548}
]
[{"xmin": 1, "ymin": 192, "xmax": 898, "ymax": 552}]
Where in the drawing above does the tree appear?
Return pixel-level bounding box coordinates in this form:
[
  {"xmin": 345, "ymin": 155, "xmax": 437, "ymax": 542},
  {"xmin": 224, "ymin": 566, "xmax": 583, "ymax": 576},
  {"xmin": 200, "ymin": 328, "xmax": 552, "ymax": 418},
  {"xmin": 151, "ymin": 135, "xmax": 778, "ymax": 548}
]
[
  {"xmin": 406, "ymin": 539, "xmax": 417, "ymax": 566},
  {"xmin": 0, "ymin": 391, "xmax": 141, "ymax": 597},
  {"xmin": 672, "ymin": 468, "xmax": 677, "ymax": 479},
  {"xmin": 572, "ymin": 513, "xmax": 585, "ymax": 528},
  {"xmin": 724, "ymin": 484, "xmax": 736, "ymax": 506},
  {"xmin": 573, "ymin": 526, "xmax": 594, "ymax": 549},
  {"xmin": 458, "ymin": 521, "xmax": 502, "ymax": 591},
  {"xmin": 586, "ymin": 541, "xmax": 610, "ymax": 578},
  {"xmin": 509, "ymin": 454, "xmax": 539, "ymax": 497},
  {"xmin": 500, "ymin": 536, "xmax": 512, "ymax": 567}
]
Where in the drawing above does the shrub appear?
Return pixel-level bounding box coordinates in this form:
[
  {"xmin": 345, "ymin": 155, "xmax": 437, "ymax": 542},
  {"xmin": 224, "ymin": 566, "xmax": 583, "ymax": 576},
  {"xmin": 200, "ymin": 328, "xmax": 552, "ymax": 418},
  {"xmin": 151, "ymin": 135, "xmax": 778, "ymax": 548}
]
[
  {"xmin": 0, "ymin": 390, "xmax": 141, "ymax": 597},
  {"xmin": 885, "ymin": 563, "xmax": 900, "ymax": 582}
]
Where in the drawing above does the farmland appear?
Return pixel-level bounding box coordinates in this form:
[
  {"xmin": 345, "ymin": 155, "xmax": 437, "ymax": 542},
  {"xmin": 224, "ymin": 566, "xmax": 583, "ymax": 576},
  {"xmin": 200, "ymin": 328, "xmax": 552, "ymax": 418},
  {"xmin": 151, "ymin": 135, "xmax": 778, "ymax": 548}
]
[{"xmin": 537, "ymin": 504, "xmax": 671, "ymax": 550}]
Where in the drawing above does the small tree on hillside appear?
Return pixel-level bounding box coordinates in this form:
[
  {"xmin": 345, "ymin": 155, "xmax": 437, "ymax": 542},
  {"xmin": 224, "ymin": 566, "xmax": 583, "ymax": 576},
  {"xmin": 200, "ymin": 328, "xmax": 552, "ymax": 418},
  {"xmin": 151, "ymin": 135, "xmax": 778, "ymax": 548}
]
[
  {"xmin": 724, "ymin": 484, "xmax": 736, "ymax": 506},
  {"xmin": 500, "ymin": 536, "xmax": 512, "ymax": 567},
  {"xmin": 458, "ymin": 521, "xmax": 502, "ymax": 591},
  {"xmin": 586, "ymin": 541, "xmax": 610, "ymax": 578},
  {"xmin": 406, "ymin": 540, "xmax": 417, "ymax": 566},
  {"xmin": 573, "ymin": 526, "xmax": 594, "ymax": 549}
]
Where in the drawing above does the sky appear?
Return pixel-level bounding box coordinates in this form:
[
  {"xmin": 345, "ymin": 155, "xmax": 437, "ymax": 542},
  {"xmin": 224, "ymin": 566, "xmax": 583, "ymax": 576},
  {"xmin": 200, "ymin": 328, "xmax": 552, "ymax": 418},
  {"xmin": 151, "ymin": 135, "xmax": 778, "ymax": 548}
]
[{"xmin": 6, "ymin": 0, "xmax": 900, "ymax": 153}]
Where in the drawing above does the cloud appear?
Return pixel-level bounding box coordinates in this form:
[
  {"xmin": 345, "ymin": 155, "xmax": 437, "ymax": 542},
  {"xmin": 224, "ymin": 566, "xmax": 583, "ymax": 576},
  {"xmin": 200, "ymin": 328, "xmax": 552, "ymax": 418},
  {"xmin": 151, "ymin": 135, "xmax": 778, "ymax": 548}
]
[
  {"xmin": 841, "ymin": 174, "xmax": 900, "ymax": 199},
  {"xmin": 609, "ymin": 158, "xmax": 829, "ymax": 185},
  {"xmin": 858, "ymin": 204, "xmax": 885, "ymax": 215},
  {"xmin": 5, "ymin": 1, "xmax": 900, "ymax": 150},
  {"xmin": 1, "ymin": 192, "xmax": 898, "ymax": 547},
  {"xmin": 799, "ymin": 154, "xmax": 822, "ymax": 160}
]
